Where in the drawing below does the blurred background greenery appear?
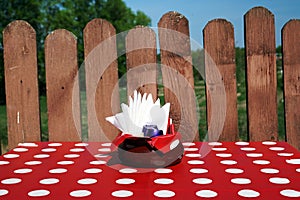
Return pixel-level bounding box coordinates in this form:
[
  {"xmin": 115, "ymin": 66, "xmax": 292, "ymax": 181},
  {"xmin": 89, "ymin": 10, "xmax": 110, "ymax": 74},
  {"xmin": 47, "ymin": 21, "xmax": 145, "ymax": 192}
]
[{"xmin": 0, "ymin": 0, "xmax": 285, "ymax": 152}]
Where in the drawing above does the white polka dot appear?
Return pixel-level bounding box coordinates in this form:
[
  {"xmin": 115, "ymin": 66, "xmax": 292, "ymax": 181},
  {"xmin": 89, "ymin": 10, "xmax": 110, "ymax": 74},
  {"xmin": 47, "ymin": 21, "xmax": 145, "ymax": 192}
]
[
  {"xmin": 77, "ymin": 178, "xmax": 97, "ymax": 185},
  {"xmin": 28, "ymin": 189, "xmax": 50, "ymax": 197},
  {"xmin": 34, "ymin": 154, "xmax": 50, "ymax": 158},
  {"xmin": 70, "ymin": 190, "xmax": 91, "ymax": 197},
  {"xmin": 238, "ymin": 189, "xmax": 260, "ymax": 198},
  {"xmin": 225, "ymin": 168, "xmax": 244, "ymax": 174},
  {"xmin": 286, "ymin": 159, "xmax": 300, "ymax": 164},
  {"xmin": 49, "ymin": 168, "xmax": 67, "ymax": 174},
  {"xmin": 235, "ymin": 141, "xmax": 249, "ymax": 146},
  {"xmin": 269, "ymin": 147, "xmax": 285, "ymax": 151},
  {"xmin": 84, "ymin": 168, "xmax": 102, "ymax": 174},
  {"xmin": 48, "ymin": 143, "xmax": 62, "ymax": 147},
  {"xmin": 112, "ymin": 190, "xmax": 133, "ymax": 198},
  {"xmin": 185, "ymin": 153, "xmax": 201, "ymax": 158},
  {"xmin": 280, "ymin": 189, "xmax": 300, "ymax": 197},
  {"xmin": 98, "ymin": 148, "xmax": 111, "ymax": 152},
  {"xmin": 196, "ymin": 190, "xmax": 218, "ymax": 198},
  {"xmin": 184, "ymin": 147, "xmax": 199, "ymax": 151},
  {"xmin": 182, "ymin": 142, "xmax": 195, "ymax": 146},
  {"xmin": 260, "ymin": 168, "xmax": 279, "ymax": 174},
  {"xmin": 296, "ymin": 168, "xmax": 300, "ymax": 173},
  {"xmin": 154, "ymin": 178, "xmax": 174, "ymax": 185},
  {"xmin": 154, "ymin": 168, "xmax": 172, "ymax": 174},
  {"xmin": 154, "ymin": 190, "xmax": 175, "ymax": 198},
  {"xmin": 90, "ymin": 160, "xmax": 106, "ymax": 165},
  {"xmin": 190, "ymin": 168, "xmax": 208, "ymax": 174},
  {"xmin": 70, "ymin": 148, "xmax": 85, "ymax": 152},
  {"xmin": 4, "ymin": 154, "xmax": 19, "ymax": 158},
  {"xmin": 0, "ymin": 189, "xmax": 8, "ymax": 196},
  {"xmin": 57, "ymin": 160, "xmax": 74, "ymax": 165},
  {"xmin": 188, "ymin": 160, "xmax": 205, "ymax": 165},
  {"xmin": 193, "ymin": 178, "xmax": 213, "ymax": 184},
  {"xmin": 13, "ymin": 147, "xmax": 28, "ymax": 152},
  {"xmin": 170, "ymin": 139, "xmax": 180, "ymax": 150},
  {"xmin": 42, "ymin": 148, "xmax": 56, "ymax": 152},
  {"xmin": 240, "ymin": 147, "xmax": 256, "ymax": 151},
  {"xmin": 75, "ymin": 143, "xmax": 89, "ymax": 147},
  {"xmin": 25, "ymin": 161, "xmax": 42, "ymax": 165},
  {"xmin": 0, "ymin": 161, "xmax": 10, "ymax": 165},
  {"xmin": 94, "ymin": 154, "xmax": 109, "ymax": 158},
  {"xmin": 212, "ymin": 147, "xmax": 227, "ymax": 151},
  {"xmin": 208, "ymin": 142, "xmax": 222, "ymax": 146},
  {"xmin": 231, "ymin": 178, "xmax": 251, "ymax": 184},
  {"xmin": 19, "ymin": 142, "xmax": 38, "ymax": 147},
  {"xmin": 119, "ymin": 168, "xmax": 137, "ymax": 174},
  {"xmin": 14, "ymin": 168, "xmax": 32, "ymax": 174},
  {"xmin": 64, "ymin": 154, "xmax": 80, "ymax": 158},
  {"xmin": 220, "ymin": 160, "xmax": 237, "ymax": 165},
  {"xmin": 278, "ymin": 153, "xmax": 294, "ymax": 157},
  {"xmin": 246, "ymin": 153, "xmax": 263, "ymax": 157},
  {"xmin": 101, "ymin": 143, "xmax": 112, "ymax": 147},
  {"xmin": 216, "ymin": 153, "xmax": 232, "ymax": 158},
  {"xmin": 269, "ymin": 177, "xmax": 290, "ymax": 184},
  {"xmin": 39, "ymin": 178, "xmax": 60, "ymax": 185},
  {"xmin": 262, "ymin": 141, "xmax": 276, "ymax": 145},
  {"xmin": 1, "ymin": 178, "xmax": 22, "ymax": 184},
  {"xmin": 253, "ymin": 160, "xmax": 270, "ymax": 165},
  {"xmin": 116, "ymin": 178, "xmax": 135, "ymax": 185}
]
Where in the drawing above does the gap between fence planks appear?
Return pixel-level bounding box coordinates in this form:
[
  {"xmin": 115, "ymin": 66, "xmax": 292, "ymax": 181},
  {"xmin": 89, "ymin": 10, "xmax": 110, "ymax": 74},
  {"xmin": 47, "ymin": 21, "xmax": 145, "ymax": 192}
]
[
  {"xmin": 203, "ymin": 19, "xmax": 238, "ymax": 141},
  {"xmin": 45, "ymin": 29, "xmax": 81, "ymax": 141},
  {"xmin": 3, "ymin": 20, "xmax": 41, "ymax": 150},
  {"xmin": 282, "ymin": 19, "xmax": 300, "ymax": 150},
  {"xmin": 245, "ymin": 7, "xmax": 278, "ymax": 142}
]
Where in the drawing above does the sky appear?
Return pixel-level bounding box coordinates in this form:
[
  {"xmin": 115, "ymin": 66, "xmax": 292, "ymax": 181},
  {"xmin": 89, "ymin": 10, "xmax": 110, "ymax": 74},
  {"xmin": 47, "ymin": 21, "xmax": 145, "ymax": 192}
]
[{"xmin": 123, "ymin": 0, "xmax": 300, "ymax": 47}]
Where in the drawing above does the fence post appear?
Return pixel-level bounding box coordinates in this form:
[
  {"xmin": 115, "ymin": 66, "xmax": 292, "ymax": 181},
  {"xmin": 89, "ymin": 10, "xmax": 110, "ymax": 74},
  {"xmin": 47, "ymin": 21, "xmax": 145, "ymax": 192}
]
[
  {"xmin": 282, "ymin": 19, "xmax": 300, "ymax": 150},
  {"xmin": 3, "ymin": 20, "xmax": 41, "ymax": 149},
  {"xmin": 45, "ymin": 29, "xmax": 81, "ymax": 141},
  {"xmin": 244, "ymin": 7, "xmax": 278, "ymax": 141},
  {"xmin": 126, "ymin": 26, "xmax": 158, "ymax": 99},
  {"xmin": 203, "ymin": 19, "xmax": 238, "ymax": 141},
  {"xmin": 84, "ymin": 19, "xmax": 120, "ymax": 141},
  {"xmin": 158, "ymin": 12, "xmax": 199, "ymax": 141}
]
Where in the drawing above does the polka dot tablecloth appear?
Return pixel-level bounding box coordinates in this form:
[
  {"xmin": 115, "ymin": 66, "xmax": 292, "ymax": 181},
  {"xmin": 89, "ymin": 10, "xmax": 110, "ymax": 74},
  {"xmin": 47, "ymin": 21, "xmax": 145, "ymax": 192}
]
[{"xmin": 0, "ymin": 141, "xmax": 300, "ymax": 199}]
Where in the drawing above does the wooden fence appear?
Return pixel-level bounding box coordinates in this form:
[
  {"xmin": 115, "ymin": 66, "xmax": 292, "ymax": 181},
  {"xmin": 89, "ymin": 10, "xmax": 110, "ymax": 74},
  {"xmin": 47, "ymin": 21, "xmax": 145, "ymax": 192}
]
[{"xmin": 2, "ymin": 6, "xmax": 300, "ymax": 153}]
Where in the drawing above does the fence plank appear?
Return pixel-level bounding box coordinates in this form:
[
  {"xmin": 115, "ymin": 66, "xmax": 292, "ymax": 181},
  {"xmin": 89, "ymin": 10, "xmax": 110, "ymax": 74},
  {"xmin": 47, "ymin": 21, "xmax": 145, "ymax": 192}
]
[
  {"xmin": 158, "ymin": 12, "xmax": 199, "ymax": 142},
  {"xmin": 203, "ymin": 19, "xmax": 238, "ymax": 141},
  {"xmin": 84, "ymin": 19, "xmax": 120, "ymax": 141},
  {"xmin": 282, "ymin": 20, "xmax": 300, "ymax": 150},
  {"xmin": 126, "ymin": 26, "xmax": 157, "ymax": 99},
  {"xmin": 45, "ymin": 29, "xmax": 81, "ymax": 141},
  {"xmin": 245, "ymin": 7, "xmax": 278, "ymax": 141},
  {"xmin": 3, "ymin": 20, "xmax": 41, "ymax": 149}
]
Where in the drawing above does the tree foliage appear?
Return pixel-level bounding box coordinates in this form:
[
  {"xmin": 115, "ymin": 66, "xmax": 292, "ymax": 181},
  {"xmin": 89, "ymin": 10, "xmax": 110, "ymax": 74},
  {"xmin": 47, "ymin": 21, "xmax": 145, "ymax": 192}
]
[{"xmin": 0, "ymin": 0, "xmax": 151, "ymax": 103}]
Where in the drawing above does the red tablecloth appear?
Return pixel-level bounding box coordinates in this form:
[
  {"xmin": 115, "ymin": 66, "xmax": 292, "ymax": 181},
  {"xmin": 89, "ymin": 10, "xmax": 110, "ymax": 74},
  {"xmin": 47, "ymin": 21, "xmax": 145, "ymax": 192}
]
[{"xmin": 0, "ymin": 141, "xmax": 300, "ymax": 199}]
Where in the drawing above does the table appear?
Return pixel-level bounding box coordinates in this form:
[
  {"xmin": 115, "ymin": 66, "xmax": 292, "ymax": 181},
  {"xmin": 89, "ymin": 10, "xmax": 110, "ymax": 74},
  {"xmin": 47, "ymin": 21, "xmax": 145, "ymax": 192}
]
[{"xmin": 0, "ymin": 141, "xmax": 300, "ymax": 199}]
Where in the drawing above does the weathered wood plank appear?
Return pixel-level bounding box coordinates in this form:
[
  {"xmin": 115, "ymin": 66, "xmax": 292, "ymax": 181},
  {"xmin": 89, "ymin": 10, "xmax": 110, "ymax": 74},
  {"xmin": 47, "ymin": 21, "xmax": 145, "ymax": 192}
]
[
  {"xmin": 126, "ymin": 26, "xmax": 157, "ymax": 99},
  {"xmin": 3, "ymin": 20, "xmax": 41, "ymax": 149},
  {"xmin": 84, "ymin": 19, "xmax": 120, "ymax": 141},
  {"xmin": 45, "ymin": 29, "xmax": 81, "ymax": 141},
  {"xmin": 158, "ymin": 12, "xmax": 199, "ymax": 142},
  {"xmin": 245, "ymin": 7, "xmax": 278, "ymax": 141},
  {"xmin": 282, "ymin": 19, "xmax": 300, "ymax": 150},
  {"xmin": 203, "ymin": 19, "xmax": 238, "ymax": 141}
]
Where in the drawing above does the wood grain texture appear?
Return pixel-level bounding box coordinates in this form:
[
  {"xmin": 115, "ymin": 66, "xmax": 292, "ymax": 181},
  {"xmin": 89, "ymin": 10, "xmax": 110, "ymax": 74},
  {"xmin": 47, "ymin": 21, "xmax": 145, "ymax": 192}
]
[
  {"xmin": 126, "ymin": 26, "xmax": 157, "ymax": 99},
  {"xmin": 282, "ymin": 20, "xmax": 300, "ymax": 149},
  {"xmin": 158, "ymin": 12, "xmax": 199, "ymax": 142},
  {"xmin": 45, "ymin": 29, "xmax": 81, "ymax": 141},
  {"xmin": 3, "ymin": 20, "xmax": 41, "ymax": 149},
  {"xmin": 84, "ymin": 19, "xmax": 120, "ymax": 141},
  {"xmin": 203, "ymin": 19, "xmax": 238, "ymax": 141},
  {"xmin": 245, "ymin": 7, "xmax": 278, "ymax": 141}
]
